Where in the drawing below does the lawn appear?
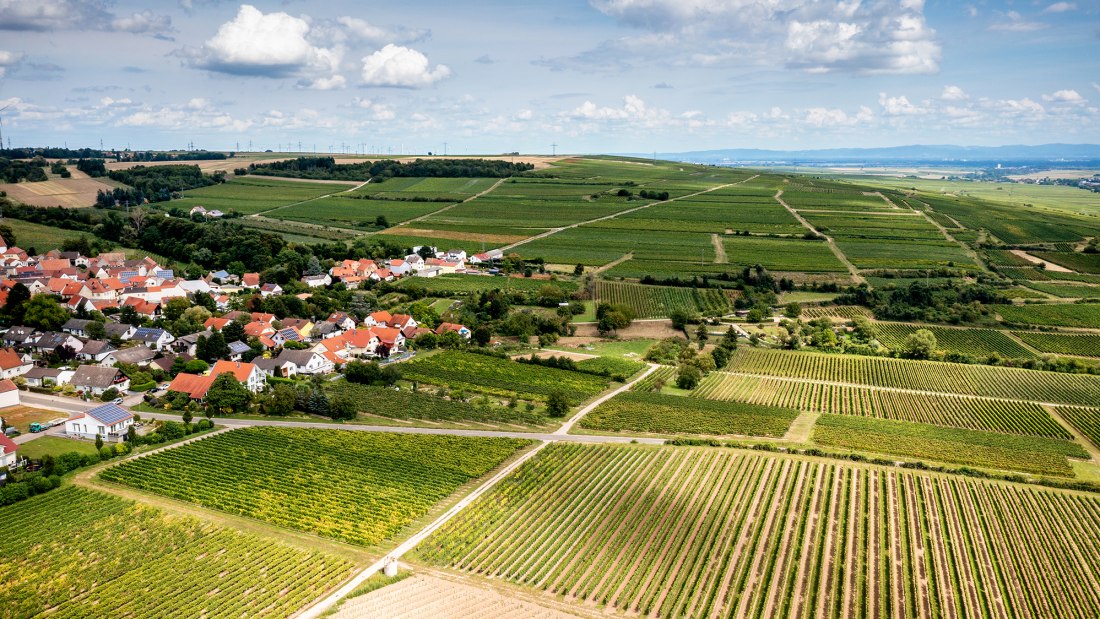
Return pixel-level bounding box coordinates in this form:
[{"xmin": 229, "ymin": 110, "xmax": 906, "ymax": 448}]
[
  {"xmin": 0, "ymin": 406, "xmax": 65, "ymax": 434},
  {"xmin": 15, "ymin": 435, "xmax": 102, "ymax": 460}
]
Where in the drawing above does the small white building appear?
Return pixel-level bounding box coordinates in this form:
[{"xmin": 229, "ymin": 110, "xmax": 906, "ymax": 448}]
[
  {"xmin": 0, "ymin": 379, "xmax": 19, "ymax": 409},
  {"xmin": 65, "ymin": 403, "xmax": 134, "ymax": 441},
  {"xmin": 0, "ymin": 433, "xmax": 18, "ymax": 469},
  {"xmin": 301, "ymin": 274, "xmax": 332, "ymax": 288}
]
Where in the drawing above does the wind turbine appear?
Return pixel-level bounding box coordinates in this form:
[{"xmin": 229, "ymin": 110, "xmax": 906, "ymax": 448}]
[{"xmin": 0, "ymin": 104, "xmax": 11, "ymax": 150}]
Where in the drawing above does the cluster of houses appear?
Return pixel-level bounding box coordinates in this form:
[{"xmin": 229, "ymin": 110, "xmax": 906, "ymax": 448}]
[
  {"xmin": 326, "ymin": 246, "xmax": 504, "ymax": 288},
  {"xmin": 0, "ymin": 235, "xmax": 475, "ymax": 409}
]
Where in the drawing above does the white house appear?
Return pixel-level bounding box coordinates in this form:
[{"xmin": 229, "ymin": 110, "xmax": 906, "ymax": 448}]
[
  {"xmin": 389, "ymin": 259, "xmax": 412, "ymax": 277},
  {"xmin": 209, "ymin": 360, "xmax": 267, "ymax": 393},
  {"xmin": 0, "ymin": 348, "xmax": 33, "ymax": 379},
  {"xmin": 70, "ymin": 365, "xmax": 130, "ymax": 396},
  {"xmin": 404, "ymin": 254, "xmax": 425, "ymax": 271},
  {"xmin": 0, "ymin": 379, "xmax": 19, "ymax": 409},
  {"xmin": 131, "ymin": 327, "xmax": 175, "ymax": 351},
  {"xmin": 260, "ymin": 283, "xmax": 283, "ymax": 297},
  {"xmin": 0, "ymin": 433, "xmax": 18, "ymax": 469},
  {"xmin": 65, "ymin": 403, "xmax": 134, "ymax": 441},
  {"xmin": 274, "ymin": 350, "xmax": 333, "ymax": 376},
  {"xmin": 301, "ymin": 274, "xmax": 331, "ymax": 288}
]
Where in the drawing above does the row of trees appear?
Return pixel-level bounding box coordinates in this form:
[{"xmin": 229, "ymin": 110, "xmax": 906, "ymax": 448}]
[{"xmin": 247, "ymin": 157, "xmax": 534, "ymax": 181}]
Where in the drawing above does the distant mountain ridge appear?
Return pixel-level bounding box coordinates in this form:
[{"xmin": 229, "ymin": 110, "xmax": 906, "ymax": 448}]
[{"xmin": 636, "ymin": 144, "xmax": 1100, "ymax": 164}]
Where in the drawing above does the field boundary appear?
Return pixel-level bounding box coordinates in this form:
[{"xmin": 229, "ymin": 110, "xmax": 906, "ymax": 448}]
[{"xmin": 774, "ymin": 189, "xmax": 865, "ymax": 285}]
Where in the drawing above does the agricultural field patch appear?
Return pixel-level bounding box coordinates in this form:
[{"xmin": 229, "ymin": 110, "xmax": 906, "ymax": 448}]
[
  {"xmin": 813, "ymin": 414, "xmax": 1086, "ymax": 476},
  {"xmin": 1032, "ymin": 251, "xmax": 1100, "ymax": 274},
  {"xmin": 100, "ymin": 427, "xmax": 529, "ymax": 547},
  {"xmin": 727, "ymin": 347, "xmax": 1100, "ymax": 406},
  {"xmin": 171, "ymin": 176, "xmax": 350, "ymax": 215},
  {"xmin": 0, "ymin": 487, "xmax": 353, "ymax": 619},
  {"xmin": 325, "ymin": 382, "xmax": 548, "ymax": 427},
  {"xmin": 272, "ymin": 195, "xmax": 447, "ymax": 227},
  {"xmin": 1011, "ymin": 331, "xmax": 1100, "ymax": 357},
  {"xmin": 0, "ymin": 175, "xmax": 117, "ymax": 208},
  {"xmin": 834, "ymin": 238, "xmax": 979, "ymax": 270},
  {"xmin": 1022, "ymin": 282, "xmax": 1100, "ymax": 298},
  {"xmin": 692, "ymin": 372, "xmax": 1070, "ymax": 438},
  {"xmin": 400, "ymin": 350, "xmax": 611, "ymax": 404},
  {"xmin": 420, "ymin": 443, "xmax": 1100, "ymax": 618},
  {"xmin": 722, "ymin": 236, "xmax": 848, "ymax": 272},
  {"xmin": 578, "ymin": 390, "xmax": 797, "ymax": 437},
  {"xmin": 396, "ymin": 273, "xmax": 578, "ymax": 296},
  {"xmin": 998, "ymin": 302, "xmax": 1100, "ymax": 328},
  {"xmin": 595, "ymin": 280, "xmax": 733, "ymax": 318},
  {"xmin": 798, "ymin": 305, "xmax": 873, "ymax": 320},
  {"xmin": 872, "ymin": 323, "xmax": 1037, "ymax": 359},
  {"xmin": 1057, "ymin": 406, "xmax": 1100, "ymax": 450},
  {"xmin": 349, "ymin": 176, "xmax": 497, "ymax": 201}
]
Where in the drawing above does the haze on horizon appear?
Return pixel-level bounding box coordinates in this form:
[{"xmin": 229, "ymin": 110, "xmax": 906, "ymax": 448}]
[{"xmin": 0, "ymin": 0, "xmax": 1097, "ymax": 154}]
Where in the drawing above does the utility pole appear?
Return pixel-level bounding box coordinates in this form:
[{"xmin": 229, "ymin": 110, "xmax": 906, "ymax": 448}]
[{"xmin": 551, "ymin": 143, "xmax": 558, "ymax": 156}]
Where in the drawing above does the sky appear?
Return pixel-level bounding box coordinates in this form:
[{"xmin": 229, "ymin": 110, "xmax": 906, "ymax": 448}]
[{"xmin": 0, "ymin": 0, "xmax": 1098, "ymax": 154}]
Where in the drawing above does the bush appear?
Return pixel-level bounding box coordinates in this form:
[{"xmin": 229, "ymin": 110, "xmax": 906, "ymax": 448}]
[
  {"xmin": 100, "ymin": 387, "xmax": 119, "ymax": 402},
  {"xmin": 546, "ymin": 389, "xmax": 571, "ymax": 418},
  {"xmin": 676, "ymin": 365, "xmax": 702, "ymax": 390}
]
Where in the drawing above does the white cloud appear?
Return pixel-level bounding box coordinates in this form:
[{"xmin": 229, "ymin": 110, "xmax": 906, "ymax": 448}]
[
  {"xmin": 335, "ymin": 16, "xmax": 428, "ymax": 45},
  {"xmin": 803, "ymin": 106, "xmax": 874, "ymax": 128},
  {"xmin": 997, "ymin": 97, "xmax": 1045, "ymax": 116},
  {"xmin": 360, "ymin": 44, "xmax": 450, "ymax": 88},
  {"xmin": 351, "ymin": 98, "xmax": 396, "ymax": 121},
  {"xmin": 0, "ymin": 0, "xmax": 171, "ymax": 35},
  {"xmin": 1093, "ymin": 82, "xmax": 1100, "ymax": 96},
  {"xmin": 1043, "ymin": 2, "xmax": 1076, "ymax": 14},
  {"xmin": 300, "ymin": 75, "xmax": 347, "ymax": 91},
  {"xmin": 118, "ymin": 99, "xmax": 251, "ymax": 132},
  {"xmin": 589, "ymin": 0, "xmax": 941, "ymax": 75},
  {"xmin": 1042, "ymin": 89, "xmax": 1085, "ymax": 104},
  {"xmin": 879, "ymin": 93, "xmax": 927, "ymax": 115},
  {"xmin": 941, "ymin": 85, "xmax": 968, "ymax": 101},
  {"xmin": 990, "ymin": 11, "xmax": 1049, "ymax": 32},
  {"xmin": 190, "ymin": 5, "xmax": 343, "ymax": 80},
  {"xmin": 0, "ymin": 50, "xmax": 22, "ymax": 78}
]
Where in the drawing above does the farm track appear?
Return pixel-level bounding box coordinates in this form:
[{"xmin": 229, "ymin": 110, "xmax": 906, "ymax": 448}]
[
  {"xmin": 774, "ymin": 190, "xmax": 865, "ymax": 285},
  {"xmin": 250, "ymin": 178, "xmax": 368, "ymax": 216},
  {"xmin": 499, "ymin": 175, "xmax": 760, "ymax": 251},
  {"xmin": 911, "ymin": 204, "xmax": 991, "ymax": 273},
  {"xmin": 712, "ymin": 233, "xmax": 728, "ymax": 263}
]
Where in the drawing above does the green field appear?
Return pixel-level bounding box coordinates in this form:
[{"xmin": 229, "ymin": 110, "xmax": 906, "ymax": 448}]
[
  {"xmin": 1022, "ymin": 282, "xmax": 1100, "ymax": 298},
  {"xmin": 872, "ymin": 323, "xmax": 1037, "ymax": 359},
  {"xmin": 1032, "ymin": 251, "xmax": 1100, "ymax": 274},
  {"xmin": 1058, "ymin": 406, "xmax": 1100, "ymax": 449},
  {"xmin": 721, "ymin": 235, "xmax": 848, "ymax": 272},
  {"xmin": 172, "ymin": 176, "xmax": 350, "ymax": 215},
  {"xmin": 420, "ymin": 443, "xmax": 1100, "ymax": 618},
  {"xmin": 578, "ymin": 391, "xmax": 797, "ymax": 437},
  {"xmin": 692, "ymin": 371, "xmax": 1071, "ymax": 438},
  {"xmin": 350, "ymin": 176, "xmax": 498, "ymax": 200},
  {"xmin": 271, "ymin": 195, "xmax": 447, "ymax": 227},
  {"xmin": 813, "ymin": 414, "xmax": 1087, "ymax": 476},
  {"xmin": 396, "ymin": 274, "xmax": 578, "ymax": 296},
  {"xmin": 14, "ymin": 436, "xmax": 100, "ymax": 460},
  {"xmin": 100, "ymin": 428, "xmax": 529, "ymax": 547},
  {"xmin": 727, "ymin": 347, "xmax": 1100, "ymax": 406},
  {"xmin": 998, "ymin": 302, "xmax": 1100, "ymax": 328},
  {"xmin": 595, "ymin": 280, "xmax": 733, "ymax": 318},
  {"xmin": 0, "ymin": 487, "xmax": 352, "ymax": 619},
  {"xmin": 325, "ymin": 382, "xmax": 547, "ymax": 426},
  {"xmin": 400, "ymin": 350, "xmax": 610, "ymax": 404},
  {"xmin": 1012, "ymin": 331, "xmax": 1100, "ymax": 357}
]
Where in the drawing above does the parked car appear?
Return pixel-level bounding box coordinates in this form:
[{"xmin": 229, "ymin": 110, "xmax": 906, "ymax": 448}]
[{"xmin": 112, "ymin": 397, "xmax": 124, "ymax": 405}]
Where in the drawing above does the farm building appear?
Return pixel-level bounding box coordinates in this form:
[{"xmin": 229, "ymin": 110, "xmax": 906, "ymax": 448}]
[
  {"xmin": 0, "ymin": 379, "xmax": 19, "ymax": 408},
  {"xmin": 65, "ymin": 403, "xmax": 134, "ymax": 441}
]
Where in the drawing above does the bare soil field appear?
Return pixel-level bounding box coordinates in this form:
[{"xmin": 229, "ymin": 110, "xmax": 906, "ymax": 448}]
[
  {"xmin": 330, "ymin": 573, "xmax": 589, "ymax": 619},
  {"xmin": 573, "ymin": 319, "xmax": 682, "ymax": 340},
  {"xmin": 1011, "ymin": 249, "xmax": 1074, "ymax": 272},
  {"xmin": 0, "ymin": 175, "xmax": 116, "ymax": 207}
]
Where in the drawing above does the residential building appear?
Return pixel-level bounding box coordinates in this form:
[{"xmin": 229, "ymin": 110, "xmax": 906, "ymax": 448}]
[
  {"xmin": 209, "ymin": 360, "xmax": 267, "ymax": 393},
  {"xmin": 0, "ymin": 379, "xmax": 18, "ymax": 408},
  {"xmin": 70, "ymin": 365, "xmax": 130, "ymax": 396},
  {"xmin": 0, "ymin": 347, "xmax": 32, "ymax": 379},
  {"xmin": 65, "ymin": 403, "xmax": 134, "ymax": 441}
]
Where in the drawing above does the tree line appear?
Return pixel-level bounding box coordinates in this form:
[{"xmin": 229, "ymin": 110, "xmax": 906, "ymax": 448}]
[
  {"xmin": 247, "ymin": 157, "xmax": 534, "ymax": 181},
  {"xmin": 98, "ymin": 165, "xmax": 222, "ymax": 207}
]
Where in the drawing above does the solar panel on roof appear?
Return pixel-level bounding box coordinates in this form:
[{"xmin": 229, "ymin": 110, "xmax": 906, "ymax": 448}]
[{"xmin": 85, "ymin": 403, "xmax": 133, "ymax": 425}]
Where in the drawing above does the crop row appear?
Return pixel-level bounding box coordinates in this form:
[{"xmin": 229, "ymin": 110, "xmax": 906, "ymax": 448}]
[
  {"xmin": 578, "ymin": 391, "xmax": 798, "ymax": 438},
  {"xmin": 1057, "ymin": 406, "xmax": 1100, "ymax": 451},
  {"xmin": 100, "ymin": 428, "xmax": 529, "ymax": 547},
  {"xmin": 812, "ymin": 414, "xmax": 1086, "ymax": 476},
  {"xmin": 401, "ymin": 350, "xmax": 610, "ymax": 404},
  {"xmin": 872, "ymin": 323, "xmax": 1037, "ymax": 359},
  {"xmin": 799, "ymin": 305, "xmax": 873, "ymax": 320},
  {"xmin": 1011, "ymin": 331, "xmax": 1100, "ymax": 357},
  {"xmin": 396, "ymin": 274, "xmax": 578, "ymax": 296},
  {"xmin": 692, "ymin": 371, "xmax": 1071, "ymax": 438},
  {"xmin": 596, "ymin": 281, "xmax": 733, "ymax": 318},
  {"xmin": 998, "ymin": 302, "xmax": 1100, "ymax": 328},
  {"xmin": 727, "ymin": 347, "xmax": 1100, "ymax": 406},
  {"xmin": 325, "ymin": 382, "xmax": 547, "ymax": 426},
  {"xmin": 0, "ymin": 487, "xmax": 353, "ymax": 618},
  {"xmin": 419, "ymin": 444, "xmax": 1100, "ymax": 618}
]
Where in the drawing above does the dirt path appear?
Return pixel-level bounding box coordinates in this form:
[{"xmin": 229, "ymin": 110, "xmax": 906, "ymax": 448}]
[
  {"xmin": 1044, "ymin": 405, "xmax": 1100, "ymax": 464},
  {"xmin": 397, "ymin": 178, "xmax": 506, "ymax": 228},
  {"xmin": 871, "ymin": 191, "xmax": 903, "ymax": 210},
  {"xmin": 500, "ymin": 175, "xmax": 760, "ymax": 252},
  {"xmin": 915, "ymin": 209, "xmax": 991, "ymax": 273},
  {"xmin": 251, "ymin": 179, "xmax": 368, "ymax": 217},
  {"xmin": 556, "ymin": 363, "xmax": 659, "ymax": 435},
  {"xmin": 774, "ymin": 190, "xmax": 865, "ymax": 285},
  {"xmin": 781, "ymin": 411, "xmax": 819, "ymax": 444},
  {"xmin": 1010, "ymin": 250, "xmax": 1074, "ymax": 272},
  {"xmin": 593, "ymin": 252, "xmax": 633, "ymax": 275},
  {"xmin": 711, "ymin": 234, "xmax": 728, "ymax": 263}
]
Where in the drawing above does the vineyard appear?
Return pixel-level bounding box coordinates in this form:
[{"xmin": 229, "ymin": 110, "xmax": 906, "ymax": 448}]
[
  {"xmin": 873, "ymin": 323, "xmax": 1037, "ymax": 359},
  {"xmin": 100, "ymin": 428, "xmax": 530, "ymax": 547},
  {"xmin": 595, "ymin": 280, "xmax": 734, "ymax": 318},
  {"xmin": 631, "ymin": 364, "xmax": 677, "ymax": 391},
  {"xmin": 692, "ymin": 372, "xmax": 1071, "ymax": 438},
  {"xmin": 401, "ymin": 351, "xmax": 611, "ymax": 404},
  {"xmin": 1057, "ymin": 406, "xmax": 1100, "ymax": 450},
  {"xmin": 331, "ymin": 574, "xmax": 576, "ymax": 619},
  {"xmin": 325, "ymin": 382, "xmax": 549, "ymax": 426},
  {"xmin": 798, "ymin": 305, "xmax": 873, "ymax": 320},
  {"xmin": 395, "ymin": 274, "xmax": 578, "ymax": 296},
  {"xmin": 727, "ymin": 347, "xmax": 1100, "ymax": 406},
  {"xmin": 812, "ymin": 414, "xmax": 1086, "ymax": 476},
  {"xmin": 998, "ymin": 302, "xmax": 1100, "ymax": 328},
  {"xmin": 0, "ymin": 487, "xmax": 353, "ymax": 618},
  {"xmin": 1011, "ymin": 331, "xmax": 1100, "ymax": 357},
  {"xmin": 578, "ymin": 391, "xmax": 797, "ymax": 437},
  {"xmin": 419, "ymin": 444, "xmax": 1100, "ymax": 619}
]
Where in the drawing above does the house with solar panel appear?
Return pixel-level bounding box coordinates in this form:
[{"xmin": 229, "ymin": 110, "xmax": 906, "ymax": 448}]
[{"xmin": 64, "ymin": 403, "xmax": 134, "ymax": 441}]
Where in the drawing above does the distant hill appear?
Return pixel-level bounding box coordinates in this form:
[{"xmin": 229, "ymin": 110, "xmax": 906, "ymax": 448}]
[{"xmin": 635, "ymin": 144, "xmax": 1100, "ymax": 165}]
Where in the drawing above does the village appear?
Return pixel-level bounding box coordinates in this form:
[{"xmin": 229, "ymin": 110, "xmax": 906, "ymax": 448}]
[{"xmin": 0, "ymin": 235, "xmax": 488, "ymax": 472}]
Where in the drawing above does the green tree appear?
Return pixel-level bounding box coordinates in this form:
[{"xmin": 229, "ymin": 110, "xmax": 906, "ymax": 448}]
[
  {"xmin": 720, "ymin": 325, "xmax": 738, "ymax": 350},
  {"xmin": 784, "ymin": 302, "xmax": 802, "ymax": 319},
  {"xmin": 850, "ymin": 315, "xmax": 879, "ymax": 343},
  {"xmin": 574, "ymin": 263, "xmax": 584, "ymax": 276},
  {"xmin": 23, "ymin": 295, "xmax": 69, "ymax": 331},
  {"xmin": 695, "ymin": 323, "xmax": 709, "ymax": 346},
  {"xmin": 676, "ymin": 365, "xmax": 702, "ymax": 390},
  {"xmin": 596, "ymin": 303, "xmax": 634, "ymax": 336},
  {"xmin": 1, "ymin": 282, "xmax": 30, "ymax": 325},
  {"xmin": 94, "ymin": 435, "xmax": 104, "ymax": 450},
  {"xmin": 473, "ymin": 325, "xmax": 492, "ymax": 347},
  {"xmin": 903, "ymin": 329, "xmax": 938, "ymax": 360},
  {"xmin": 329, "ymin": 393, "xmax": 357, "ymax": 420},
  {"xmin": 263, "ymin": 384, "xmax": 297, "ymax": 416},
  {"xmin": 545, "ymin": 389, "xmax": 571, "ymax": 418},
  {"xmin": 204, "ymin": 374, "xmax": 251, "ymax": 415},
  {"xmin": 85, "ymin": 320, "xmax": 106, "ymax": 340}
]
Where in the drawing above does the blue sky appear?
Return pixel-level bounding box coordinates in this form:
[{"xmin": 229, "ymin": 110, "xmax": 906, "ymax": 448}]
[{"xmin": 0, "ymin": 0, "xmax": 1097, "ymax": 153}]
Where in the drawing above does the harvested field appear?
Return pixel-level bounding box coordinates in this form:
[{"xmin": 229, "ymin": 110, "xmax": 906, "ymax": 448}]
[
  {"xmin": 421, "ymin": 444, "xmax": 1100, "ymax": 619},
  {"xmin": 330, "ymin": 574, "xmax": 585, "ymax": 619},
  {"xmin": 0, "ymin": 176, "xmax": 116, "ymax": 207}
]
